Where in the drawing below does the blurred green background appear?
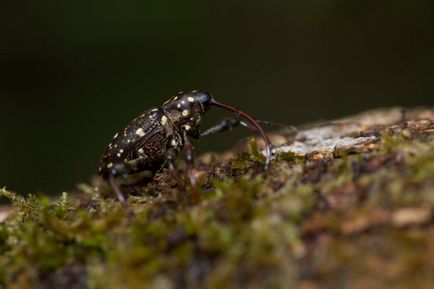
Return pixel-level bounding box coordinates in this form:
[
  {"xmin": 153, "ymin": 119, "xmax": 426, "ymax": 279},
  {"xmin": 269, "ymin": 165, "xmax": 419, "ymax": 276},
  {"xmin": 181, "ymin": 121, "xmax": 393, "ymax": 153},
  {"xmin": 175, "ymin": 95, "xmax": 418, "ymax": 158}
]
[{"xmin": 1, "ymin": 0, "xmax": 433, "ymax": 195}]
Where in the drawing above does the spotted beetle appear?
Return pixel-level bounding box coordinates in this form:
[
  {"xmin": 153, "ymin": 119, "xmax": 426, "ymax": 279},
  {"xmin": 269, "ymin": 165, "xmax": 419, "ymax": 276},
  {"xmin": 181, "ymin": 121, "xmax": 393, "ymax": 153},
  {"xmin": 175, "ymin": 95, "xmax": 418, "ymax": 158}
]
[{"xmin": 98, "ymin": 90, "xmax": 272, "ymax": 202}]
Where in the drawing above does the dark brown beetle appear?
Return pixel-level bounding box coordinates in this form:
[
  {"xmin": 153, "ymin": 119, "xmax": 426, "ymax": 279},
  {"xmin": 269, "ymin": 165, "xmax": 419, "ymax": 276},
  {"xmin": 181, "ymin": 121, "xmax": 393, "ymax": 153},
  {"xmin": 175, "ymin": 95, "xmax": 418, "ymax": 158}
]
[{"xmin": 98, "ymin": 90, "xmax": 272, "ymax": 202}]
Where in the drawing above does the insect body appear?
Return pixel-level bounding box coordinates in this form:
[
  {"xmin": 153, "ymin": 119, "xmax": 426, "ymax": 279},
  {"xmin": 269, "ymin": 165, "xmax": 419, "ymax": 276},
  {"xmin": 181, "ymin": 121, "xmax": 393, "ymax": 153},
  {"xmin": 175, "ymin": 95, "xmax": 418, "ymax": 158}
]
[
  {"xmin": 98, "ymin": 108, "xmax": 182, "ymax": 179},
  {"xmin": 98, "ymin": 90, "xmax": 272, "ymax": 199}
]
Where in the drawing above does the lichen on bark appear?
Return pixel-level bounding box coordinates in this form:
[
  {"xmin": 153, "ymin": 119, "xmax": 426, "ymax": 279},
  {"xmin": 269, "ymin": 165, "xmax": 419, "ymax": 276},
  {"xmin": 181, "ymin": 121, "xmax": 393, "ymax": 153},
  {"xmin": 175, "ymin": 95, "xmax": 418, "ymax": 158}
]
[{"xmin": 0, "ymin": 107, "xmax": 433, "ymax": 289}]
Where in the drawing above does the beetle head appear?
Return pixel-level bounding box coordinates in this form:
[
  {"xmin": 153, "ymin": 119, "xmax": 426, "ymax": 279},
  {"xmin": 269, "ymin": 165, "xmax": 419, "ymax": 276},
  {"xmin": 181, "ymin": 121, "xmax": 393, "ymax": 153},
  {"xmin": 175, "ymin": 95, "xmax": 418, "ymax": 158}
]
[
  {"xmin": 163, "ymin": 90, "xmax": 212, "ymax": 114},
  {"xmin": 162, "ymin": 90, "xmax": 213, "ymax": 129}
]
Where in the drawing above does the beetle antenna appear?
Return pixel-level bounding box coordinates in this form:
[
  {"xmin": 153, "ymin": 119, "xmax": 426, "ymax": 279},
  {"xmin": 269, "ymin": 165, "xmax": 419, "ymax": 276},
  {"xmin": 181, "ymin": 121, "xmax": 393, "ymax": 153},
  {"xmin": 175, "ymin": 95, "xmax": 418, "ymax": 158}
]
[
  {"xmin": 210, "ymin": 99, "xmax": 272, "ymax": 170},
  {"xmin": 256, "ymin": 120, "xmax": 297, "ymax": 132}
]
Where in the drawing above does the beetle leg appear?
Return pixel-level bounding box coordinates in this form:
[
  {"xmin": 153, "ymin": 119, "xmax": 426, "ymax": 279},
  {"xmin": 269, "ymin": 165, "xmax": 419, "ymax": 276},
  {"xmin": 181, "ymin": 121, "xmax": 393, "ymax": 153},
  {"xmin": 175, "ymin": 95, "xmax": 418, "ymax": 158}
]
[
  {"xmin": 109, "ymin": 174, "xmax": 126, "ymax": 203},
  {"xmin": 183, "ymin": 134, "xmax": 196, "ymax": 186},
  {"xmin": 165, "ymin": 147, "xmax": 185, "ymax": 187},
  {"xmin": 199, "ymin": 118, "xmax": 253, "ymax": 138},
  {"xmin": 182, "ymin": 130, "xmax": 199, "ymax": 199},
  {"xmin": 106, "ymin": 157, "xmax": 154, "ymax": 215},
  {"xmin": 108, "ymin": 175, "xmax": 134, "ymax": 218},
  {"xmin": 109, "ymin": 156, "xmax": 151, "ymax": 178},
  {"xmin": 183, "ymin": 133, "xmax": 196, "ymax": 184}
]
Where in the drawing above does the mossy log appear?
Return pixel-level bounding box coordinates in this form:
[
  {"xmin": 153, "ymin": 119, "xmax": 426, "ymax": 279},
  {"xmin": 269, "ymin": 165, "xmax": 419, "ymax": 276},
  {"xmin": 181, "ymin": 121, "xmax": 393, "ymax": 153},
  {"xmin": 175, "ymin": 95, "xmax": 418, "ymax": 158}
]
[{"xmin": 1, "ymin": 107, "xmax": 433, "ymax": 289}]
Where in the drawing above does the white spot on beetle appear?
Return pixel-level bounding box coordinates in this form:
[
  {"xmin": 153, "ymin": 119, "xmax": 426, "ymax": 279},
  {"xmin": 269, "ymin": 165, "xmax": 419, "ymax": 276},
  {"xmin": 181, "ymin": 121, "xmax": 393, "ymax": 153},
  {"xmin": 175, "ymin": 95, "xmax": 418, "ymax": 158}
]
[
  {"xmin": 177, "ymin": 104, "xmax": 181, "ymax": 108},
  {"xmin": 135, "ymin": 128, "xmax": 145, "ymax": 137},
  {"xmin": 161, "ymin": 115, "xmax": 168, "ymax": 126},
  {"xmin": 107, "ymin": 163, "xmax": 114, "ymax": 168},
  {"xmin": 184, "ymin": 124, "xmax": 191, "ymax": 131},
  {"xmin": 113, "ymin": 133, "xmax": 119, "ymax": 139},
  {"xmin": 138, "ymin": 148, "xmax": 145, "ymax": 154},
  {"xmin": 171, "ymin": 139, "xmax": 178, "ymax": 147},
  {"xmin": 182, "ymin": 110, "xmax": 190, "ymax": 117},
  {"xmin": 117, "ymin": 153, "xmax": 121, "ymax": 157},
  {"xmin": 187, "ymin": 97, "xmax": 194, "ymax": 102},
  {"xmin": 119, "ymin": 149, "xmax": 124, "ymax": 153}
]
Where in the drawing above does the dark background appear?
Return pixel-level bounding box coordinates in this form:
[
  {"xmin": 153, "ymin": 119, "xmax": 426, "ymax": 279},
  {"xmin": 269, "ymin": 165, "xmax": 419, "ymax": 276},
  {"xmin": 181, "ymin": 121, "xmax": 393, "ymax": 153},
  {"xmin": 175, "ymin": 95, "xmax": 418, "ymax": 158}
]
[{"xmin": 1, "ymin": 0, "xmax": 433, "ymax": 195}]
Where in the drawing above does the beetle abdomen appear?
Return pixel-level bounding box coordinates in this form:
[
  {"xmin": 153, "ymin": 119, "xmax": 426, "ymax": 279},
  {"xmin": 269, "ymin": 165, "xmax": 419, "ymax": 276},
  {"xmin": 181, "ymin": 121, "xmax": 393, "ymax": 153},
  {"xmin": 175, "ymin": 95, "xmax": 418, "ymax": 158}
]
[{"xmin": 98, "ymin": 108, "xmax": 166, "ymax": 177}]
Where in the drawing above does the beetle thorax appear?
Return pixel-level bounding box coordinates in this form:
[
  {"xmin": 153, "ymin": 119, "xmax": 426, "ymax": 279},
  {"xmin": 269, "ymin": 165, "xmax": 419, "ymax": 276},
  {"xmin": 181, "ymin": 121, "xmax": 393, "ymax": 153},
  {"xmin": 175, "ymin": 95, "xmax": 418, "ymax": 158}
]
[{"xmin": 162, "ymin": 92, "xmax": 206, "ymax": 137}]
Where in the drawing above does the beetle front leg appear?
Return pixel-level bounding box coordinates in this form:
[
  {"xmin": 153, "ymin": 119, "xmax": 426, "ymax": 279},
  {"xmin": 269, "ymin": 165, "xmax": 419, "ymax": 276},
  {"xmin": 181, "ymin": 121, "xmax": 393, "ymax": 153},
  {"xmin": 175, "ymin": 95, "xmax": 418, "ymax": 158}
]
[{"xmin": 199, "ymin": 118, "xmax": 250, "ymax": 138}]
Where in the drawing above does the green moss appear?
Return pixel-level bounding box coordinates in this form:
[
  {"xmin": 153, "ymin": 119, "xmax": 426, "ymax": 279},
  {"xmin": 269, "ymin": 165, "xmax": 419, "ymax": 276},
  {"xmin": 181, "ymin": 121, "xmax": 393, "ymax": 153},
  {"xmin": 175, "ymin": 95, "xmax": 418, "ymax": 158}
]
[
  {"xmin": 227, "ymin": 138, "xmax": 268, "ymax": 174},
  {"xmin": 248, "ymin": 137, "xmax": 266, "ymax": 164},
  {"xmin": 276, "ymin": 150, "xmax": 296, "ymax": 162},
  {"xmin": 410, "ymin": 152, "xmax": 434, "ymax": 183}
]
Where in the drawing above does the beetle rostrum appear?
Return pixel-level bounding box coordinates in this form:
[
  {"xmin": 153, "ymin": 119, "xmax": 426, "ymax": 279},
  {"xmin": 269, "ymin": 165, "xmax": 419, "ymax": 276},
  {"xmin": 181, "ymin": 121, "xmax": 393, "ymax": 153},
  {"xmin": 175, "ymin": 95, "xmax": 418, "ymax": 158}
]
[{"xmin": 98, "ymin": 90, "xmax": 272, "ymax": 199}]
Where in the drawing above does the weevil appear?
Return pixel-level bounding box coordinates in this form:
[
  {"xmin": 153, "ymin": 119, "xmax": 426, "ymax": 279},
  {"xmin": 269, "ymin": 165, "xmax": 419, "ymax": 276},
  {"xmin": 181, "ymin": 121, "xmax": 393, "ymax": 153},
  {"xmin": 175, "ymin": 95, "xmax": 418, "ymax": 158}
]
[{"xmin": 98, "ymin": 90, "xmax": 272, "ymax": 202}]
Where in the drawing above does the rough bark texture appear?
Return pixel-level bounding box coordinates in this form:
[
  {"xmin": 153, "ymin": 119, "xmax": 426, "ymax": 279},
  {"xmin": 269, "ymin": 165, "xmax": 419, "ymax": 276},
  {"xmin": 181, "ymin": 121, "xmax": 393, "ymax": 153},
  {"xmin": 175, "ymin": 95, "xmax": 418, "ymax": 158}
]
[{"xmin": 0, "ymin": 107, "xmax": 433, "ymax": 289}]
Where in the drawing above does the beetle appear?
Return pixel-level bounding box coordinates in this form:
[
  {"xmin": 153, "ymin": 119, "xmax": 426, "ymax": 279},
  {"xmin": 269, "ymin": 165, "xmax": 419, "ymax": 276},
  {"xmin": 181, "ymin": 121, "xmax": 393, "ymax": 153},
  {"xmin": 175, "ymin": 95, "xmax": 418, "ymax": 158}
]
[{"xmin": 98, "ymin": 90, "xmax": 272, "ymax": 202}]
